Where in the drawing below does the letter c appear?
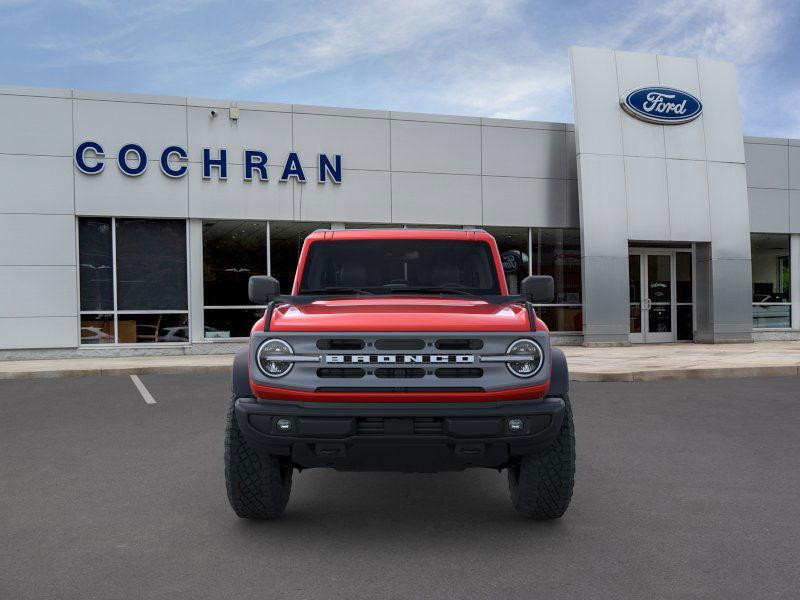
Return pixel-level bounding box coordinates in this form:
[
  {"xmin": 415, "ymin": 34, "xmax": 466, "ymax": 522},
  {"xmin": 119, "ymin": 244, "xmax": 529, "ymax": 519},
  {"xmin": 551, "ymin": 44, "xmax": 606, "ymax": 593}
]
[
  {"xmin": 75, "ymin": 141, "xmax": 105, "ymax": 174},
  {"xmin": 160, "ymin": 146, "xmax": 188, "ymax": 178}
]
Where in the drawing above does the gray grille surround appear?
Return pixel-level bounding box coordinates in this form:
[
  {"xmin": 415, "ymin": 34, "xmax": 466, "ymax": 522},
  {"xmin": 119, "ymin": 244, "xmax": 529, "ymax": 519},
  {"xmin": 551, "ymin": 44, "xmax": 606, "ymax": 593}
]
[{"xmin": 248, "ymin": 331, "xmax": 551, "ymax": 393}]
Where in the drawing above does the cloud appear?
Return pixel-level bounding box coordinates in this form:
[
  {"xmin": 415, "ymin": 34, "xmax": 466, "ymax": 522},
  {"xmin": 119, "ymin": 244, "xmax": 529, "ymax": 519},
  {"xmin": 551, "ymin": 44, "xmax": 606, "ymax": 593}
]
[
  {"xmin": 237, "ymin": 0, "xmax": 521, "ymax": 88},
  {"xmin": 2, "ymin": 0, "xmax": 797, "ymax": 135},
  {"xmin": 622, "ymin": 0, "xmax": 783, "ymax": 64}
]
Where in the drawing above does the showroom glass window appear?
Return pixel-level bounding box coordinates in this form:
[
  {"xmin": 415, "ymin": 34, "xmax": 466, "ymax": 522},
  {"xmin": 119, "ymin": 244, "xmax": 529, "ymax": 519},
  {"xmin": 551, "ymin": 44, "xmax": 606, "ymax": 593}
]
[
  {"xmin": 202, "ymin": 221, "xmax": 268, "ymax": 339},
  {"xmin": 486, "ymin": 226, "xmax": 530, "ymax": 294},
  {"xmin": 78, "ymin": 218, "xmax": 188, "ymax": 344},
  {"xmin": 269, "ymin": 221, "xmax": 330, "ymax": 294},
  {"xmin": 532, "ymin": 228, "xmax": 582, "ymax": 333},
  {"xmin": 201, "ymin": 220, "xmax": 331, "ymax": 339},
  {"xmin": 484, "ymin": 226, "xmax": 583, "ymax": 332},
  {"xmin": 751, "ymin": 234, "xmax": 791, "ymax": 328}
]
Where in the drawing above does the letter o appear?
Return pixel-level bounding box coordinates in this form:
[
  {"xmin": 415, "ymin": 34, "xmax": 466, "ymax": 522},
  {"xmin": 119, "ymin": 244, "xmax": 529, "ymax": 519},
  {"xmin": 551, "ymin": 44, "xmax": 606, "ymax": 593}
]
[{"xmin": 118, "ymin": 143, "xmax": 148, "ymax": 176}]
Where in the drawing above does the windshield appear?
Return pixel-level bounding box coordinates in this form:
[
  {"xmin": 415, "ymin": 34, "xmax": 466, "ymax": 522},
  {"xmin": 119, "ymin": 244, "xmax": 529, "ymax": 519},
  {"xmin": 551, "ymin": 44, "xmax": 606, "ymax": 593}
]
[{"xmin": 299, "ymin": 239, "xmax": 501, "ymax": 296}]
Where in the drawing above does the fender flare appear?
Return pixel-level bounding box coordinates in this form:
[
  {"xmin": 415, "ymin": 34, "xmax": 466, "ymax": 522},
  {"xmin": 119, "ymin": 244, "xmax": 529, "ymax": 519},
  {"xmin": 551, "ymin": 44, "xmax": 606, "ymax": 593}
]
[
  {"xmin": 547, "ymin": 347, "xmax": 569, "ymax": 398},
  {"xmin": 232, "ymin": 347, "xmax": 253, "ymax": 398}
]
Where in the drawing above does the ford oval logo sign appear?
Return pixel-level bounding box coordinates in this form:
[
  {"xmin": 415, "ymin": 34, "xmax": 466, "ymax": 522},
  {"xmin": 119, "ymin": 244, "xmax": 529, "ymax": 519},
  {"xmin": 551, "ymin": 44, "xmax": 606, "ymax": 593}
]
[{"xmin": 620, "ymin": 87, "xmax": 702, "ymax": 125}]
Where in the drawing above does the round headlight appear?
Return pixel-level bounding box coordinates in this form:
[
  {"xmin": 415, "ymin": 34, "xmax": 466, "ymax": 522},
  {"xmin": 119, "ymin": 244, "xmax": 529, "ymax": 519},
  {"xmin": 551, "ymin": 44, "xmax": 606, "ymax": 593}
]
[
  {"xmin": 256, "ymin": 338, "xmax": 293, "ymax": 377},
  {"xmin": 506, "ymin": 338, "xmax": 544, "ymax": 378}
]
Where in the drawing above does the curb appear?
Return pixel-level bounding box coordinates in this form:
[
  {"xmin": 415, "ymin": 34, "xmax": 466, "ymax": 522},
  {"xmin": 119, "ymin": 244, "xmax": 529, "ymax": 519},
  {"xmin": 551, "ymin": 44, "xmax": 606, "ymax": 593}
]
[
  {"xmin": 571, "ymin": 365, "xmax": 800, "ymax": 382},
  {"xmin": 0, "ymin": 363, "xmax": 233, "ymax": 381},
  {"xmin": 0, "ymin": 363, "xmax": 798, "ymax": 382}
]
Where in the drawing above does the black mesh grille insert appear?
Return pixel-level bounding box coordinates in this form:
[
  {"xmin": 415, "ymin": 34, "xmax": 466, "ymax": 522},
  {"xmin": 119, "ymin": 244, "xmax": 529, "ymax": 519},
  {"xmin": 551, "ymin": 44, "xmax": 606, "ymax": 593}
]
[
  {"xmin": 317, "ymin": 368, "xmax": 366, "ymax": 378},
  {"xmin": 434, "ymin": 368, "xmax": 483, "ymax": 378},
  {"xmin": 356, "ymin": 417, "xmax": 444, "ymax": 435},
  {"xmin": 374, "ymin": 338, "xmax": 426, "ymax": 350},
  {"xmin": 435, "ymin": 339, "xmax": 484, "ymax": 350},
  {"xmin": 413, "ymin": 418, "xmax": 444, "ymax": 434},
  {"xmin": 316, "ymin": 339, "xmax": 365, "ymax": 350},
  {"xmin": 357, "ymin": 418, "xmax": 384, "ymax": 434},
  {"xmin": 374, "ymin": 367, "xmax": 426, "ymax": 379}
]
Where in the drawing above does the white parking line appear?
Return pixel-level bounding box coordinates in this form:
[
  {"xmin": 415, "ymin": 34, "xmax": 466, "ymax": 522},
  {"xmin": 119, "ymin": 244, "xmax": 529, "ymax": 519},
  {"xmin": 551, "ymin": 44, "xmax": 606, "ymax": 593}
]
[{"xmin": 130, "ymin": 374, "xmax": 156, "ymax": 404}]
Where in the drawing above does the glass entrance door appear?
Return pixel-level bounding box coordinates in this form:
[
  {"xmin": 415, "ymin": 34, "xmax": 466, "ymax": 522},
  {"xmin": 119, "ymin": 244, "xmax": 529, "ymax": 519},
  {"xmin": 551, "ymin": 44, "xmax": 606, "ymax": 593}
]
[
  {"xmin": 645, "ymin": 253, "xmax": 673, "ymax": 342},
  {"xmin": 629, "ymin": 249, "xmax": 694, "ymax": 343}
]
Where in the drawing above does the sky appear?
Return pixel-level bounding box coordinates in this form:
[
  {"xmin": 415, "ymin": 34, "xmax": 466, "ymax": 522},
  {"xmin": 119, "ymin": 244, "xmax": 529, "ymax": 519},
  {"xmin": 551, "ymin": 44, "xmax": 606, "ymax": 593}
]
[{"xmin": 1, "ymin": 0, "xmax": 799, "ymax": 137}]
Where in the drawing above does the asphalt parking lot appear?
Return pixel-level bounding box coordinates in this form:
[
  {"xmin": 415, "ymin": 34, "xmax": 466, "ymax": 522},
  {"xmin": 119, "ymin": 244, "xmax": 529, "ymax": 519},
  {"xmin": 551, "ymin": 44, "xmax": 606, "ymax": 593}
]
[{"xmin": 1, "ymin": 375, "xmax": 798, "ymax": 599}]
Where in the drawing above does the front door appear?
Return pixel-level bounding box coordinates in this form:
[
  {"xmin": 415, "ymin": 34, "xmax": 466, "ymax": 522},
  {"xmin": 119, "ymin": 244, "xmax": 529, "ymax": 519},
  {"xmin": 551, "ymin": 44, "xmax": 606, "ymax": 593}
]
[{"xmin": 629, "ymin": 250, "xmax": 694, "ymax": 343}]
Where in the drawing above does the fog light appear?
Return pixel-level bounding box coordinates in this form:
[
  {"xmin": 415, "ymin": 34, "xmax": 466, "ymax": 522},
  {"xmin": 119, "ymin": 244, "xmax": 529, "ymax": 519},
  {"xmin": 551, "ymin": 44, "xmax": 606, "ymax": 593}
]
[
  {"xmin": 508, "ymin": 418, "xmax": 524, "ymax": 432},
  {"xmin": 276, "ymin": 418, "xmax": 293, "ymax": 432}
]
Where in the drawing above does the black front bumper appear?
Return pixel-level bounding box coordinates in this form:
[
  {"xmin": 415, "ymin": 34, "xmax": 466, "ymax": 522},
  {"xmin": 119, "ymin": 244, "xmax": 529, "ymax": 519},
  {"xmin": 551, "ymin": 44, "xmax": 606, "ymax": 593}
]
[{"xmin": 235, "ymin": 397, "xmax": 565, "ymax": 472}]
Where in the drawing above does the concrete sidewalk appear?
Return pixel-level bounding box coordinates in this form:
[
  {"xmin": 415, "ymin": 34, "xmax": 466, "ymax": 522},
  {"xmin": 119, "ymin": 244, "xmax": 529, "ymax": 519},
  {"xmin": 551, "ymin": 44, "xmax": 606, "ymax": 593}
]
[
  {"xmin": 562, "ymin": 341, "xmax": 800, "ymax": 381},
  {"xmin": 1, "ymin": 341, "xmax": 799, "ymax": 382}
]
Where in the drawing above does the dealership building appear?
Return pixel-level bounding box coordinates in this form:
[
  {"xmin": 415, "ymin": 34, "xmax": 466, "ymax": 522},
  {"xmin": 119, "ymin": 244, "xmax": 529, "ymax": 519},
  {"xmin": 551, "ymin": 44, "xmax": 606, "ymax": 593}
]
[{"xmin": 1, "ymin": 46, "xmax": 799, "ymax": 357}]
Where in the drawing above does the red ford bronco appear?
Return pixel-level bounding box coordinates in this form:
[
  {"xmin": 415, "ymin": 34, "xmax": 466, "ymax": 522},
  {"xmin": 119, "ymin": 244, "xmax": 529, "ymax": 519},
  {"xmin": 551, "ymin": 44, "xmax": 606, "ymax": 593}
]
[{"xmin": 225, "ymin": 229, "xmax": 575, "ymax": 519}]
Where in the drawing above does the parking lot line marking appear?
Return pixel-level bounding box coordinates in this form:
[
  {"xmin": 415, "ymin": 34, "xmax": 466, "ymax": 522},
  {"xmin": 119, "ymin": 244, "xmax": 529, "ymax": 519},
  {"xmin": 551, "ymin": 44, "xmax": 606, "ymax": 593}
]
[{"xmin": 130, "ymin": 375, "xmax": 156, "ymax": 404}]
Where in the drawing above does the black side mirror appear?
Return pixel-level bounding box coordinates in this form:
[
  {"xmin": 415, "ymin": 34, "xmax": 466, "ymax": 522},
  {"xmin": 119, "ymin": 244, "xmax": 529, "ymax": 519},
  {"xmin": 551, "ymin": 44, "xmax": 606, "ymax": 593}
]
[
  {"xmin": 248, "ymin": 276, "xmax": 280, "ymax": 304},
  {"xmin": 520, "ymin": 275, "xmax": 554, "ymax": 304}
]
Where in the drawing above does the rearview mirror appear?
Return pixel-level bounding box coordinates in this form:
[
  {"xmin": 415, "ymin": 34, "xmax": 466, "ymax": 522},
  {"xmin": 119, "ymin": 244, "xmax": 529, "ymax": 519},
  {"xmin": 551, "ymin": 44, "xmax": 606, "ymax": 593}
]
[
  {"xmin": 248, "ymin": 275, "xmax": 280, "ymax": 304},
  {"xmin": 520, "ymin": 275, "xmax": 554, "ymax": 304}
]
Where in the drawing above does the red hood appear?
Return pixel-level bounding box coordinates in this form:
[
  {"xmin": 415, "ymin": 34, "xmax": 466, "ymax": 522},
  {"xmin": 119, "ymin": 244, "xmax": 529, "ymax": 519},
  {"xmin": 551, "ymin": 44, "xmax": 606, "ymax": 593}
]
[{"xmin": 268, "ymin": 297, "xmax": 531, "ymax": 332}]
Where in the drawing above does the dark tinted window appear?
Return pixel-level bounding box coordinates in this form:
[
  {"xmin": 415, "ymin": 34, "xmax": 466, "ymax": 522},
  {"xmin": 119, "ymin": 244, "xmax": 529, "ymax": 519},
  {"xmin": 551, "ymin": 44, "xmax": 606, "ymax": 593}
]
[
  {"xmin": 79, "ymin": 217, "xmax": 114, "ymax": 311},
  {"xmin": 116, "ymin": 219, "xmax": 187, "ymax": 310},
  {"xmin": 534, "ymin": 228, "xmax": 582, "ymax": 304},
  {"xmin": 203, "ymin": 220, "xmax": 267, "ymax": 306},
  {"xmin": 300, "ymin": 240, "xmax": 500, "ymax": 295},
  {"xmin": 270, "ymin": 221, "xmax": 329, "ymax": 295}
]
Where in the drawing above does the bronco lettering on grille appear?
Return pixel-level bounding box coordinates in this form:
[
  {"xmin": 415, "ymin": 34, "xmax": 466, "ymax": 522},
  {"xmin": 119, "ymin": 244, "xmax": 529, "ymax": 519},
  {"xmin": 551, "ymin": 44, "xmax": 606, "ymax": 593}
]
[{"xmin": 325, "ymin": 354, "xmax": 474, "ymax": 364}]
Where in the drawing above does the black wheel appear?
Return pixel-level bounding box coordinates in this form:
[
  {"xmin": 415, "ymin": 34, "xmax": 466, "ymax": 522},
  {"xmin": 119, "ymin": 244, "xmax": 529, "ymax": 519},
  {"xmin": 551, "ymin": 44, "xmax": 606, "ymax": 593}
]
[
  {"xmin": 224, "ymin": 396, "xmax": 292, "ymax": 519},
  {"xmin": 508, "ymin": 395, "xmax": 575, "ymax": 519}
]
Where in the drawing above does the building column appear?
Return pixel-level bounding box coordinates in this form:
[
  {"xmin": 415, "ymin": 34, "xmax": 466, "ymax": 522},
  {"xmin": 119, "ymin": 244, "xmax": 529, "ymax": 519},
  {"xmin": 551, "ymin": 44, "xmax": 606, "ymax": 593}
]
[
  {"xmin": 792, "ymin": 234, "xmax": 800, "ymax": 331},
  {"xmin": 576, "ymin": 154, "xmax": 631, "ymax": 346},
  {"xmin": 188, "ymin": 219, "xmax": 205, "ymax": 344}
]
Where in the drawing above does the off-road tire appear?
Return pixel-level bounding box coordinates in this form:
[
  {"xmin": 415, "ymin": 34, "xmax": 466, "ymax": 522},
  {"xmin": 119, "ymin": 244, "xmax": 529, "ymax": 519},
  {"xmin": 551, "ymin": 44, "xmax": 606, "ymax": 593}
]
[
  {"xmin": 225, "ymin": 396, "xmax": 292, "ymax": 519},
  {"xmin": 508, "ymin": 395, "xmax": 575, "ymax": 519}
]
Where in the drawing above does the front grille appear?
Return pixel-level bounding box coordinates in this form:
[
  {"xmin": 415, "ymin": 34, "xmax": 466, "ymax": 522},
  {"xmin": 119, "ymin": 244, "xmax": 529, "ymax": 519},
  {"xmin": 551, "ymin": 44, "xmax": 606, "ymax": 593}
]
[
  {"xmin": 251, "ymin": 331, "xmax": 548, "ymax": 395},
  {"xmin": 374, "ymin": 367, "xmax": 425, "ymax": 378}
]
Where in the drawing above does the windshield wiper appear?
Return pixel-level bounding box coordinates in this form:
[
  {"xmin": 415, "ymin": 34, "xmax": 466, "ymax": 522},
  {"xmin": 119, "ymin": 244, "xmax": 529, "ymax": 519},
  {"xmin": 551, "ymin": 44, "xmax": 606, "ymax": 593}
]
[
  {"xmin": 300, "ymin": 287, "xmax": 374, "ymax": 295},
  {"xmin": 386, "ymin": 286, "xmax": 478, "ymax": 297}
]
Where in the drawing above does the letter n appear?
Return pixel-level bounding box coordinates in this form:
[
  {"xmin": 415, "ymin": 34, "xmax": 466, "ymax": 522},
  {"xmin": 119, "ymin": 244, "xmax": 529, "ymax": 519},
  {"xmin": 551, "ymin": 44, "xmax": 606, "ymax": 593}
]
[{"xmin": 318, "ymin": 154, "xmax": 342, "ymax": 184}]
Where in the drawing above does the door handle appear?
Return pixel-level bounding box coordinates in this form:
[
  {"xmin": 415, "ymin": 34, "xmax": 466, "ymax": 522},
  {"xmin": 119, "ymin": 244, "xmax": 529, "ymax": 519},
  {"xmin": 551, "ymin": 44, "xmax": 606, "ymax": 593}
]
[{"xmin": 643, "ymin": 298, "xmax": 652, "ymax": 310}]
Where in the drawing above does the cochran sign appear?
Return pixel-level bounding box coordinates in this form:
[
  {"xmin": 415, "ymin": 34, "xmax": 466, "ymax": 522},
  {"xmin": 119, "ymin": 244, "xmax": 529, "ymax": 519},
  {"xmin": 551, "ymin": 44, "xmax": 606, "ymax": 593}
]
[
  {"xmin": 620, "ymin": 87, "xmax": 702, "ymax": 125},
  {"xmin": 74, "ymin": 141, "xmax": 343, "ymax": 184}
]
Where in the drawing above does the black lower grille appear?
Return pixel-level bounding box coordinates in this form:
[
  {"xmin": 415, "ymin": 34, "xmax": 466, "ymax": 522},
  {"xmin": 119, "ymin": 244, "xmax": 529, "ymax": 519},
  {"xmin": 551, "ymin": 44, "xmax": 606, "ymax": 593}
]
[
  {"xmin": 356, "ymin": 417, "xmax": 444, "ymax": 435},
  {"xmin": 413, "ymin": 418, "xmax": 444, "ymax": 434},
  {"xmin": 357, "ymin": 418, "xmax": 384, "ymax": 434}
]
